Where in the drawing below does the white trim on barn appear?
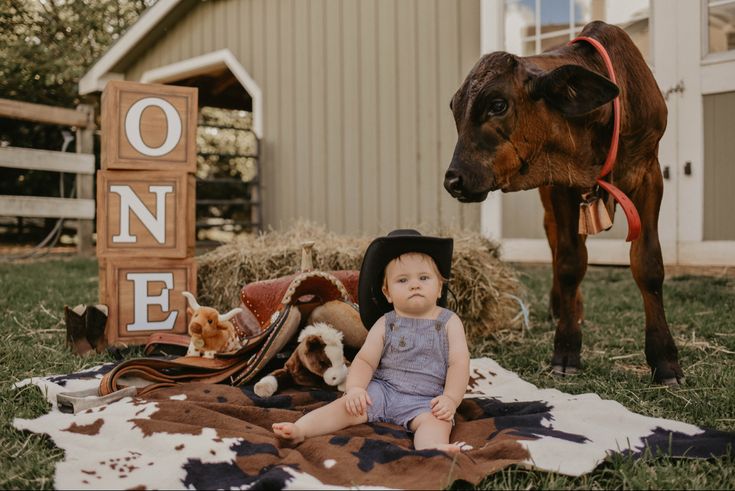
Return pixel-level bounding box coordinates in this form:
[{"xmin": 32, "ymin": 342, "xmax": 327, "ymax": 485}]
[
  {"xmin": 499, "ymin": 238, "xmax": 679, "ymax": 266},
  {"xmin": 679, "ymin": 241, "xmax": 735, "ymax": 266},
  {"xmin": 140, "ymin": 49, "xmax": 264, "ymax": 139},
  {"xmin": 479, "ymin": 0, "xmax": 504, "ymax": 243},
  {"xmin": 79, "ymin": 0, "xmax": 184, "ymax": 95},
  {"xmin": 673, "ymin": 0, "xmax": 735, "ymax": 264},
  {"xmin": 701, "ymin": 59, "xmax": 735, "ymax": 95}
]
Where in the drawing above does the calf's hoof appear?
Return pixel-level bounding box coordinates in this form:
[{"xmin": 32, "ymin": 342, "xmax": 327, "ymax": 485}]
[
  {"xmin": 550, "ymin": 351, "xmax": 581, "ymax": 377},
  {"xmin": 651, "ymin": 360, "xmax": 685, "ymax": 386},
  {"xmin": 551, "ymin": 365, "xmax": 579, "ymax": 376}
]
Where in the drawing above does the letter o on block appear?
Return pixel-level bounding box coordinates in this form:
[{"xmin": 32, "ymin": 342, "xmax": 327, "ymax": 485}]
[
  {"xmin": 101, "ymin": 80, "xmax": 197, "ymax": 172},
  {"xmin": 125, "ymin": 98, "xmax": 182, "ymax": 157}
]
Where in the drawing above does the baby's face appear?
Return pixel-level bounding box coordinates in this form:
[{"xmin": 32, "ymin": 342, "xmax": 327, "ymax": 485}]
[{"xmin": 382, "ymin": 254, "xmax": 443, "ymax": 318}]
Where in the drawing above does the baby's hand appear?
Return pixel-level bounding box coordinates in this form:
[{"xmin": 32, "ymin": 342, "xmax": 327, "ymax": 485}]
[
  {"xmin": 430, "ymin": 395, "xmax": 457, "ymax": 421},
  {"xmin": 344, "ymin": 387, "xmax": 372, "ymax": 416}
]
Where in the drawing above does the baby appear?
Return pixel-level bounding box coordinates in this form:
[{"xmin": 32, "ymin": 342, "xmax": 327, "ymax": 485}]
[{"xmin": 272, "ymin": 229, "xmax": 470, "ymax": 453}]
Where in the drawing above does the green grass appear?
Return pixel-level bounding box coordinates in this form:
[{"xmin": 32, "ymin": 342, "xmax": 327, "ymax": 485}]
[
  {"xmin": 1, "ymin": 258, "xmax": 734, "ymax": 489},
  {"xmin": 0, "ymin": 257, "xmax": 110, "ymax": 490},
  {"xmin": 468, "ymin": 264, "xmax": 735, "ymax": 490}
]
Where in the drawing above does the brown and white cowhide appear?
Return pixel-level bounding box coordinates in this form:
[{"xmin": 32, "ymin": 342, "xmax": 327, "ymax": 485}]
[{"xmin": 13, "ymin": 358, "xmax": 735, "ymax": 490}]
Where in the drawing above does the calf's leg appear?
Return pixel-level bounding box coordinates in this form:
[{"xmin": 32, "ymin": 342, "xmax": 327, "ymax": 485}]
[
  {"xmin": 540, "ymin": 187, "xmax": 584, "ymax": 322},
  {"xmin": 547, "ymin": 186, "xmax": 587, "ymax": 375},
  {"xmin": 628, "ymin": 166, "xmax": 684, "ymax": 385}
]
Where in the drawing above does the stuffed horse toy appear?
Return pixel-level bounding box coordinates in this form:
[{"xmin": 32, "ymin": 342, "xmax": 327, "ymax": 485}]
[{"xmin": 254, "ymin": 322, "xmax": 349, "ymax": 397}]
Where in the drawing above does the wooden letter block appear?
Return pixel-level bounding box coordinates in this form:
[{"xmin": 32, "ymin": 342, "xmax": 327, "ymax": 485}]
[
  {"xmin": 103, "ymin": 257, "xmax": 197, "ymax": 346},
  {"xmin": 97, "ymin": 170, "xmax": 195, "ymax": 258},
  {"xmin": 101, "ymin": 80, "xmax": 197, "ymax": 172}
]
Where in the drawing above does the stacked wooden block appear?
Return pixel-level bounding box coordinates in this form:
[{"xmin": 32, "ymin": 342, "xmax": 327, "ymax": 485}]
[{"xmin": 98, "ymin": 81, "xmax": 198, "ymax": 346}]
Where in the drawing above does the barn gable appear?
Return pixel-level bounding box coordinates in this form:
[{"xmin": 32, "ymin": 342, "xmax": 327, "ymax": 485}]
[{"xmin": 80, "ymin": 0, "xmax": 482, "ymax": 234}]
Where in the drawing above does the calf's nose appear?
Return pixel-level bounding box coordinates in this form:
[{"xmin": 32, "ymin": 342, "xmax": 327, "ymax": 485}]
[{"xmin": 444, "ymin": 170, "xmax": 463, "ymax": 195}]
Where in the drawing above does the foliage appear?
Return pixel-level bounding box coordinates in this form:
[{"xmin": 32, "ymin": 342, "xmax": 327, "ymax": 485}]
[
  {"xmin": 0, "ymin": 0, "xmax": 153, "ymax": 108},
  {"xmin": 0, "ymin": 0, "xmax": 155, "ymax": 197},
  {"xmin": 1, "ymin": 259, "xmax": 733, "ymax": 489},
  {"xmin": 0, "ymin": 2, "xmax": 259, "ymax": 243}
]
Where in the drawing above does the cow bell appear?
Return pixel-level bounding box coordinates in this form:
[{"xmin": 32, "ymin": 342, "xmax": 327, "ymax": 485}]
[{"xmin": 579, "ymin": 196, "xmax": 613, "ymax": 235}]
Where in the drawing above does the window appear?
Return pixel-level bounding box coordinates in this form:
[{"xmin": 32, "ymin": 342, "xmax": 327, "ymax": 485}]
[
  {"xmin": 708, "ymin": 0, "xmax": 735, "ymax": 55},
  {"xmin": 504, "ymin": 0, "xmax": 651, "ymax": 64}
]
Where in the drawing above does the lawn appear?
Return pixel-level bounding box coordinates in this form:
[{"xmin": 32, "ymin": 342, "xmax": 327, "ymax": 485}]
[{"xmin": 1, "ymin": 257, "xmax": 733, "ymax": 489}]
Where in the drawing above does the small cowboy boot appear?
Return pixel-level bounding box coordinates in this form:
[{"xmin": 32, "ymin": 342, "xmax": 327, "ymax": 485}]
[
  {"xmin": 65, "ymin": 305, "xmax": 94, "ymax": 356},
  {"xmin": 85, "ymin": 304, "xmax": 109, "ymax": 354}
]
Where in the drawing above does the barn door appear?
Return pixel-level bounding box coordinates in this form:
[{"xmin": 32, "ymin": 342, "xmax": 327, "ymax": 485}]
[{"xmin": 670, "ymin": 0, "xmax": 735, "ymax": 265}]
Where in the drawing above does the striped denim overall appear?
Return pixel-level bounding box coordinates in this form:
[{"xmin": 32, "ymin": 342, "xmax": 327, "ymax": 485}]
[{"xmin": 365, "ymin": 308, "xmax": 452, "ymax": 429}]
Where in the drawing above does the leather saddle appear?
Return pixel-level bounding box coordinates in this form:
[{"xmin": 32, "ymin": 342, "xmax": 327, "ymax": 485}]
[{"xmin": 98, "ymin": 269, "xmax": 359, "ymax": 396}]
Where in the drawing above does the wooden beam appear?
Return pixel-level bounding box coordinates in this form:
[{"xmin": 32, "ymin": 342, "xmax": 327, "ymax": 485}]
[
  {"xmin": 0, "ymin": 196, "xmax": 95, "ymax": 219},
  {"xmin": 211, "ymin": 74, "xmax": 239, "ymax": 95},
  {"xmin": 76, "ymin": 104, "xmax": 96, "ymax": 256},
  {"xmin": 0, "ymin": 146, "xmax": 95, "ymax": 174},
  {"xmin": 0, "ymin": 98, "xmax": 89, "ymax": 128}
]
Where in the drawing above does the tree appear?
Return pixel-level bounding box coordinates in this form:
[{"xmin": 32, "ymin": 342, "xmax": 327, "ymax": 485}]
[
  {"xmin": 0, "ymin": 0, "xmax": 259, "ymax": 243},
  {"xmin": 0, "ymin": 0, "xmax": 156, "ymax": 187},
  {"xmin": 0, "ymin": 0, "xmax": 155, "ymax": 239}
]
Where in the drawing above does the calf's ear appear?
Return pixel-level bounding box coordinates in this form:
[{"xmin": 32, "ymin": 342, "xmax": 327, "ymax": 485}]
[{"xmin": 531, "ymin": 64, "xmax": 619, "ymax": 117}]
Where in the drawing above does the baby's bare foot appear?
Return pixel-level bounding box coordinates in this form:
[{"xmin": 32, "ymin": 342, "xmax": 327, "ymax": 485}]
[
  {"xmin": 425, "ymin": 441, "xmax": 473, "ymax": 455},
  {"xmin": 272, "ymin": 422, "xmax": 305, "ymax": 443},
  {"xmin": 434, "ymin": 443, "xmax": 462, "ymax": 455}
]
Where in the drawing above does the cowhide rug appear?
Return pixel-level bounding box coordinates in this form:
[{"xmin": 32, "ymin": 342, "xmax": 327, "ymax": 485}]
[{"xmin": 14, "ymin": 358, "xmax": 734, "ymax": 490}]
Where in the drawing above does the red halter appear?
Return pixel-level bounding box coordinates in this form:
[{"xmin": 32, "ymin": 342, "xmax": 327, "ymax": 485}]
[{"xmin": 569, "ymin": 36, "xmax": 641, "ymax": 242}]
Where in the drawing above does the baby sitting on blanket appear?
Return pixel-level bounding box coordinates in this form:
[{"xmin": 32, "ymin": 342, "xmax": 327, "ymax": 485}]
[{"xmin": 272, "ymin": 230, "xmax": 471, "ymax": 454}]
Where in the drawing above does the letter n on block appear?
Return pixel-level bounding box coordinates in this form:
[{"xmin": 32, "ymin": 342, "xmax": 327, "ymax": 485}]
[
  {"xmin": 97, "ymin": 170, "xmax": 195, "ymax": 258},
  {"xmin": 101, "ymin": 80, "xmax": 197, "ymax": 172},
  {"xmin": 103, "ymin": 257, "xmax": 196, "ymax": 346}
]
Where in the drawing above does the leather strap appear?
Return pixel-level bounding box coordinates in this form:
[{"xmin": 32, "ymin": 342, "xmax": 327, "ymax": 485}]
[
  {"xmin": 143, "ymin": 333, "xmax": 191, "ymax": 356},
  {"xmin": 570, "ymin": 36, "xmax": 641, "ymax": 242}
]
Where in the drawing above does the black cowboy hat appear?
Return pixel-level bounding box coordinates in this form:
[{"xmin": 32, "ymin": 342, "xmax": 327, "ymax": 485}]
[{"xmin": 358, "ymin": 229, "xmax": 453, "ymax": 329}]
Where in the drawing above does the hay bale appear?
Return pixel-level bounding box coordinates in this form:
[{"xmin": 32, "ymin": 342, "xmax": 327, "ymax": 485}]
[{"xmin": 197, "ymin": 222, "xmax": 527, "ymax": 343}]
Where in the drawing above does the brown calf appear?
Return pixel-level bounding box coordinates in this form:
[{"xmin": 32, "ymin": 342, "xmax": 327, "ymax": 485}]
[{"xmin": 444, "ymin": 21, "xmax": 683, "ymax": 385}]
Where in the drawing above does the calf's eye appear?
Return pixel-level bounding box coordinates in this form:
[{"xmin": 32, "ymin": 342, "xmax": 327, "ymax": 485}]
[{"xmin": 487, "ymin": 99, "xmax": 508, "ymax": 117}]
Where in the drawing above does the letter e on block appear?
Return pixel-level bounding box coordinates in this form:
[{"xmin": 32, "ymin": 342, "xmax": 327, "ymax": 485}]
[
  {"xmin": 101, "ymin": 80, "xmax": 197, "ymax": 172},
  {"xmin": 97, "ymin": 170, "xmax": 195, "ymax": 258},
  {"xmin": 104, "ymin": 258, "xmax": 196, "ymax": 346}
]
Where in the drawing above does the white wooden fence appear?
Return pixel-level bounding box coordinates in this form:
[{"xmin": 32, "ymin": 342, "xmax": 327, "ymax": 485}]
[{"xmin": 0, "ymin": 98, "xmax": 96, "ymax": 254}]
